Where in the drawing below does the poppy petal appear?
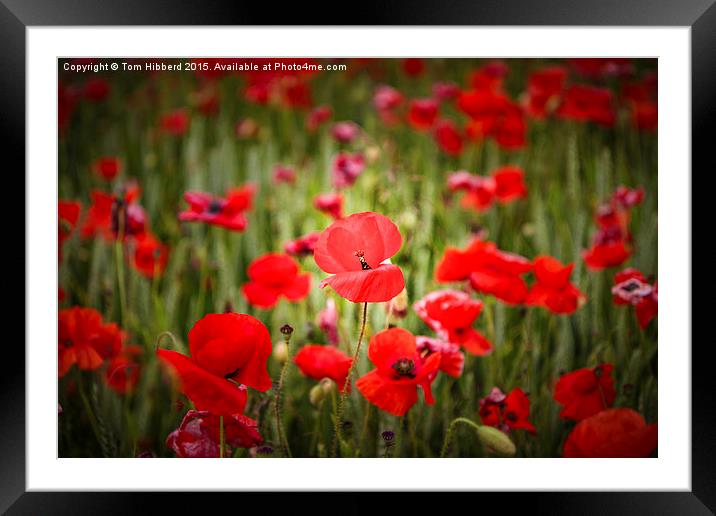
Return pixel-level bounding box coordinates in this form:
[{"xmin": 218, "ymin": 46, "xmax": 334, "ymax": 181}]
[
  {"xmin": 157, "ymin": 349, "xmax": 248, "ymax": 415},
  {"xmin": 320, "ymin": 264, "xmax": 404, "ymax": 303},
  {"xmin": 242, "ymin": 282, "xmax": 280, "ymax": 309},
  {"xmin": 356, "ymin": 369, "xmax": 418, "ymax": 417}
]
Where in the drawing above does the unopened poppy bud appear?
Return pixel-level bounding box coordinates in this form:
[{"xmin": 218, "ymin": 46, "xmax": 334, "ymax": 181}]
[
  {"xmin": 477, "ymin": 425, "xmax": 517, "ymax": 456},
  {"xmin": 309, "ymin": 383, "xmax": 325, "ymax": 406},
  {"xmin": 320, "ymin": 377, "xmax": 335, "ymax": 395},
  {"xmin": 273, "ymin": 341, "xmax": 288, "ymax": 363}
]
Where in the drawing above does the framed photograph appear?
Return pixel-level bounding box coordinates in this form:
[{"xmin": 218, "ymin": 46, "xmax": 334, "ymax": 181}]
[{"xmin": 5, "ymin": 0, "xmax": 709, "ymax": 512}]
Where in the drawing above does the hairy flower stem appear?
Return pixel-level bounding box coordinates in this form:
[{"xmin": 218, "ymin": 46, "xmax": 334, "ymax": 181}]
[
  {"xmin": 332, "ymin": 302, "xmax": 369, "ymax": 457},
  {"xmin": 275, "ymin": 326, "xmax": 294, "ymax": 458},
  {"xmin": 219, "ymin": 415, "xmax": 225, "ymax": 458},
  {"xmin": 440, "ymin": 417, "xmax": 482, "ymax": 458}
]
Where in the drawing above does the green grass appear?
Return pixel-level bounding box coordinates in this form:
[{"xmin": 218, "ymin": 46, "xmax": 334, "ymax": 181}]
[{"xmin": 58, "ymin": 58, "xmax": 657, "ymax": 458}]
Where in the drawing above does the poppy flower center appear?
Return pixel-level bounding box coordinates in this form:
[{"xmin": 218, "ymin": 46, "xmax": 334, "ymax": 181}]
[
  {"xmin": 391, "ymin": 358, "xmax": 416, "ymax": 378},
  {"xmin": 224, "ymin": 367, "xmax": 240, "ymax": 380},
  {"xmin": 208, "ymin": 199, "xmax": 224, "ymax": 214},
  {"xmin": 354, "ymin": 250, "xmax": 372, "ymax": 270}
]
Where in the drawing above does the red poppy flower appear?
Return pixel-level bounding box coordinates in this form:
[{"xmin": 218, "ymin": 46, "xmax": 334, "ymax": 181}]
[
  {"xmin": 469, "ymin": 62, "xmax": 509, "ymax": 92},
  {"xmin": 58, "ymin": 200, "xmax": 81, "ymax": 261},
  {"xmin": 479, "ymin": 387, "xmax": 536, "ymax": 434},
  {"xmin": 179, "ymin": 185, "xmax": 255, "ymax": 231},
  {"xmin": 332, "ymin": 152, "xmax": 365, "ymax": 189},
  {"xmin": 284, "ymin": 231, "xmax": 321, "ymax": 257},
  {"xmin": 611, "ymin": 268, "xmax": 657, "ymax": 329},
  {"xmin": 105, "ymin": 345, "xmax": 142, "ymax": 394},
  {"xmin": 435, "ymin": 240, "xmax": 532, "ymax": 305},
  {"xmin": 241, "ymin": 253, "xmax": 311, "ymax": 309},
  {"xmin": 526, "ymin": 66, "xmax": 567, "ymax": 118},
  {"xmin": 83, "ymin": 77, "xmax": 110, "ymax": 102},
  {"xmin": 294, "ymin": 345, "xmax": 352, "ymax": 391},
  {"xmin": 402, "ymin": 58, "xmax": 425, "ymax": 77},
  {"xmin": 92, "ymin": 156, "xmax": 122, "ymax": 181},
  {"xmin": 432, "ymin": 81, "xmax": 461, "ymax": 102},
  {"xmin": 554, "ymin": 363, "xmax": 617, "ymax": 421},
  {"xmin": 81, "ymin": 184, "xmax": 145, "ymax": 241},
  {"xmin": 157, "ymin": 313, "xmax": 273, "ymax": 415},
  {"xmin": 612, "ymin": 186, "xmax": 645, "ymax": 209},
  {"xmin": 407, "ymin": 98, "xmax": 439, "ymax": 131},
  {"xmin": 306, "ymin": 105, "xmax": 333, "ymax": 132},
  {"xmin": 583, "ymin": 239, "xmax": 632, "ymax": 270},
  {"xmin": 526, "ymin": 256, "xmax": 586, "ymax": 315},
  {"xmin": 58, "ymin": 307, "xmax": 123, "ymax": 377},
  {"xmin": 355, "ymin": 328, "xmax": 441, "ymax": 417},
  {"xmin": 374, "ymin": 85, "xmax": 404, "ymax": 126},
  {"xmin": 159, "ymin": 108, "xmax": 191, "ymax": 136},
  {"xmin": 314, "ymin": 192, "xmax": 344, "ymax": 220},
  {"xmin": 331, "ymin": 121, "xmax": 360, "ymax": 144},
  {"xmin": 631, "ymin": 101, "xmax": 657, "ymax": 131},
  {"xmin": 318, "ymin": 298, "xmax": 339, "ymax": 346},
  {"xmin": 314, "ymin": 212, "xmax": 405, "ymax": 303},
  {"xmin": 569, "ymin": 58, "xmax": 634, "ymax": 79},
  {"xmin": 563, "ymin": 408, "xmax": 657, "ymax": 458},
  {"xmin": 414, "ymin": 290, "xmax": 492, "ymax": 356},
  {"xmin": 273, "ymin": 165, "xmax": 296, "ymax": 185},
  {"xmin": 493, "ymin": 166, "xmax": 528, "ymax": 203},
  {"xmin": 167, "ymin": 409, "xmax": 262, "ymax": 458},
  {"xmin": 132, "ymin": 233, "xmax": 169, "ymax": 278},
  {"xmin": 415, "ymin": 336, "xmax": 465, "ymax": 378},
  {"xmin": 557, "ymin": 85, "xmax": 616, "ymax": 127},
  {"xmin": 459, "ymin": 89, "xmax": 527, "ymax": 149},
  {"xmin": 433, "ymin": 119, "xmax": 464, "ymax": 156},
  {"xmin": 448, "ymin": 172, "xmax": 497, "ymax": 212},
  {"xmin": 192, "ymin": 85, "xmax": 220, "ymax": 116}
]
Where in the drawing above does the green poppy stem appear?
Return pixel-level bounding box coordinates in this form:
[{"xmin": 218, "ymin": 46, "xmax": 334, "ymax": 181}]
[
  {"xmin": 332, "ymin": 302, "xmax": 368, "ymax": 457},
  {"xmin": 440, "ymin": 417, "xmax": 482, "ymax": 458}
]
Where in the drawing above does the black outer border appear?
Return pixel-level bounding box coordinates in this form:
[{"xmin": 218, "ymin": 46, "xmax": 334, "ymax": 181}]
[{"xmin": 3, "ymin": 1, "xmax": 711, "ymax": 513}]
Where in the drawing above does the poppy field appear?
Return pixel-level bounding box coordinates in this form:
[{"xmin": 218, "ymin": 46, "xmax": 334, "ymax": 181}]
[{"xmin": 57, "ymin": 57, "xmax": 658, "ymax": 459}]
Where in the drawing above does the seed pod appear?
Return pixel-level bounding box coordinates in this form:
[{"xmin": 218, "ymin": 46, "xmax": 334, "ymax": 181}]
[{"xmin": 273, "ymin": 341, "xmax": 288, "ymax": 363}]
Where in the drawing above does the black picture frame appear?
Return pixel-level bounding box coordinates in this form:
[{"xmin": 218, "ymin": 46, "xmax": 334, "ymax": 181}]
[{"xmin": 3, "ymin": 1, "xmax": 710, "ymax": 513}]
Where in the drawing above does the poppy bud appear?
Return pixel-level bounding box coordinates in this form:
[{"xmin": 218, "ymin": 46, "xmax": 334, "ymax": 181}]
[
  {"xmin": 273, "ymin": 341, "xmax": 288, "ymax": 363},
  {"xmin": 476, "ymin": 425, "xmax": 517, "ymax": 456},
  {"xmin": 309, "ymin": 384, "xmax": 325, "ymax": 406},
  {"xmin": 280, "ymin": 324, "xmax": 294, "ymax": 341},
  {"xmin": 320, "ymin": 377, "xmax": 335, "ymax": 395}
]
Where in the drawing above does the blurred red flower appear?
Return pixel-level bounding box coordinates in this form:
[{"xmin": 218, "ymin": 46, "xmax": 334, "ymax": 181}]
[
  {"xmin": 92, "ymin": 156, "xmax": 122, "ymax": 181},
  {"xmin": 356, "ymin": 328, "xmax": 441, "ymax": 416},
  {"xmin": 449, "ymin": 166, "xmax": 527, "ymax": 212},
  {"xmin": 469, "ymin": 61, "xmax": 509, "ymax": 92},
  {"xmin": 58, "ymin": 307, "xmax": 123, "ymax": 377},
  {"xmin": 132, "ymin": 233, "xmax": 169, "ymax": 278},
  {"xmin": 526, "ymin": 66, "xmax": 567, "ymax": 118},
  {"xmin": 306, "ymin": 105, "xmax": 333, "ymax": 132},
  {"xmin": 402, "ymin": 58, "xmax": 425, "ymax": 77},
  {"xmin": 273, "ymin": 165, "xmax": 296, "ymax": 185},
  {"xmin": 479, "ymin": 387, "xmax": 536, "ymax": 434},
  {"xmin": 157, "ymin": 313, "xmax": 273, "ymax": 415},
  {"xmin": 331, "ymin": 121, "xmax": 360, "ymax": 144},
  {"xmin": 432, "ymin": 81, "xmax": 461, "ymax": 102},
  {"xmin": 314, "ymin": 212, "xmax": 405, "ymax": 303},
  {"xmin": 374, "ymin": 85, "xmax": 404, "ymax": 126},
  {"xmin": 242, "ymin": 253, "xmax": 311, "ymax": 309},
  {"xmin": 414, "ymin": 289, "xmax": 492, "ymax": 356},
  {"xmin": 332, "ymin": 152, "xmax": 365, "ymax": 189},
  {"xmin": 105, "ymin": 345, "xmax": 142, "ymax": 394},
  {"xmin": 433, "ymin": 119, "xmax": 464, "ymax": 156},
  {"xmin": 569, "ymin": 58, "xmax": 634, "ymax": 79},
  {"xmin": 294, "ymin": 345, "xmax": 353, "ymax": 391},
  {"xmin": 557, "ymin": 85, "xmax": 616, "ymax": 127},
  {"xmin": 554, "ymin": 363, "xmax": 617, "ymax": 421},
  {"xmin": 314, "ymin": 192, "xmax": 344, "ymax": 220},
  {"xmin": 179, "ymin": 185, "xmax": 255, "ymax": 231},
  {"xmin": 493, "ymin": 166, "xmax": 528, "ymax": 202},
  {"xmin": 159, "ymin": 108, "xmax": 191, "ymax": 136},
  {"xmin": 284, "ymin": 231, "xmax": 321, "ymax": 257},
  {"xmin": 436, "ymin": 239, "xmax": 532, "ymax": 305},
  {"xmin": 526, "ymin": 256, "xmax": 586, "ymax": 315},
  {"xmin": 407, "ymin": 98, "xmax": 439, "ymax": 131},
  {"xmin": 415, "ymin": 336, "xmax": 465, "ymax": 378},
  {"xmin": 167, "ymin": 409, "xmax": 262, "ymax": 458},
  {"xmin": 459, "ymin": 89, "xmax": 527, "ymax": 149},
  {"xmin": 318, "ymin": 298, "xmax": 339, "ymax": 346},
  {"xmin": 58, "ymin": 200, "xmax": 81, "ymax": 261},
  {"xmin": 612, "ymin": 268, "xmax": 658, "ymax": 329},
  {"xmin": 563, "ymin": 408, "xmax": 657, "ymax": 458},
  {"xmin": 83, "ymin": 77, "xmax": 110, "ymax": 102},
  {"xmin": 81, "ymin": 183, "xmax": 145, "ymax": 241}
]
